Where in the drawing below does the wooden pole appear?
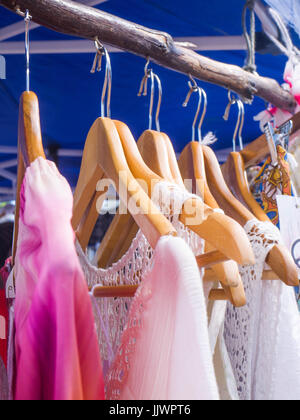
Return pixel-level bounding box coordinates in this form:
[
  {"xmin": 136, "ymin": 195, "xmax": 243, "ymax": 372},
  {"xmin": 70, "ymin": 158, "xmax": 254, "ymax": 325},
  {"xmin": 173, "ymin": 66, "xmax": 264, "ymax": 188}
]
[{"xmin": 0, "ymin": 0, "xmax": 297, "ymax": 112}]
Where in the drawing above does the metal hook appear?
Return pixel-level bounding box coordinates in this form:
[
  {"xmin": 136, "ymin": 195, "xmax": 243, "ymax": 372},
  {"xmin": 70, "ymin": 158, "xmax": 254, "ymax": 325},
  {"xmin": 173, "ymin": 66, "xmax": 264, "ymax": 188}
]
[
  {"xmin": 102, "ymin": 47, "xmax": 112, "ymax": 119},
  {"xmin": 153, "ymin": 73, "xmax": 162, "ymax": 132},
  {"xmin": 24, "ymin": 10, "xmax": 32, "ymax": 92},
  {"xmin": 197, "ymin": 87, "xmax": 207, "ymax": 143},
  {"xmin": 138, "ymin": 59, "xmax": 162, "ymax": 131},
  {"xmin": 223, "ymin": 91, "xmax": 244, "ymax": 152},
  {"xmin": 237, "ymin": 99, "xmax": 245, "ymax": 151},
  {"xmin": 138, "ymin": 58, "xmax": 151, "ymax": 97},
  {"xmin": 91, "ymin": 38, "xmax": 112, "ymax": 118},
  {"xmin": 183, "ymin": 76, "xmax": 203, "ymax": 142},
  {"xmin": 91, "ymin": 38, "xmax": 105, "ymax": 74}
]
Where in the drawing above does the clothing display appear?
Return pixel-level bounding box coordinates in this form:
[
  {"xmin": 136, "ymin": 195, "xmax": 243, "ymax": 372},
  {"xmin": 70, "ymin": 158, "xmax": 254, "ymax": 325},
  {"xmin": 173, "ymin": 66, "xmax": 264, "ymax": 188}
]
[
  {"xmin": 13, "ymin": 158, "xmax": 105, "ymax": 401},
  {"xmin": 2, "ymin": 0, "xmax": 300, "ymax": 403}
]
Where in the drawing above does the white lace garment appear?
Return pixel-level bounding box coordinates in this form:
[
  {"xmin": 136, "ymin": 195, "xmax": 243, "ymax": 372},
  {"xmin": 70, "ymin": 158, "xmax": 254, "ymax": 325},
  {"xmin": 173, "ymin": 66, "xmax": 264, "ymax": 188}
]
[{"xmin": 224, "ymin": 219, "xmax": 300, "ymax": 400}]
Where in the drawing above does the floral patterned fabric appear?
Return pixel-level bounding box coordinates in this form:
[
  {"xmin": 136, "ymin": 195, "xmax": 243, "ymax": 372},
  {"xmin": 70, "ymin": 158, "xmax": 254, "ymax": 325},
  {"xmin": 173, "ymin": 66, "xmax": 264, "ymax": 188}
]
[{"xmin": 251, "ymin": 145, "xmax": 293, "ymax": 228}]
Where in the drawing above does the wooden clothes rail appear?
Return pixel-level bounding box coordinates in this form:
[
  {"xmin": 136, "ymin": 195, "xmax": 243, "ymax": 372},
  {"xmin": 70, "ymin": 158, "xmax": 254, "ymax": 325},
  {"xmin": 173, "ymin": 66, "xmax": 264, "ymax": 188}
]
[{"xmin": 0, "ymin": 0, "xmax": 297, "ymax": 112}]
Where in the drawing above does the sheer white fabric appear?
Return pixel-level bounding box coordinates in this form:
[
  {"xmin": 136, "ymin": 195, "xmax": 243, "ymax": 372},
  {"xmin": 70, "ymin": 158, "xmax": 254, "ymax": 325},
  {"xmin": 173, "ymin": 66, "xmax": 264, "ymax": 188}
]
[
  {"xmin": 224, "ymin": 219, "xmax": 300, "ymax": 400},
  {"xmin": 207, "ymin": 298, "xmax": 239, "ymax": 400},
  {"xmin": 105, "ymin": 235, "xmax": 219, "ymax": 400}
]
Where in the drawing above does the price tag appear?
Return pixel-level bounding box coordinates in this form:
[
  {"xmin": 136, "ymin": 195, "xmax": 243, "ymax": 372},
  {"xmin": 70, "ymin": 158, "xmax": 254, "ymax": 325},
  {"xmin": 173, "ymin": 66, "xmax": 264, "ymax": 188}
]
[
  {"xmin": 5, "ymin": 268, "xmax": 15, "ymax": 299},
  {"xmin": 277, "ymin": 195, "xmax": 300, "ymax": 277}
]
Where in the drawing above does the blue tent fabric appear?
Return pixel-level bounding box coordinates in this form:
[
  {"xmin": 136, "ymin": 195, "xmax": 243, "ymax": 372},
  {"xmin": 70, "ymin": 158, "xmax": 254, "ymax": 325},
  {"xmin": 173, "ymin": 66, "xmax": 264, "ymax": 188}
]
[{"xmin": 0, "ymin": 0, "xmax": 299, "ymax": 191}]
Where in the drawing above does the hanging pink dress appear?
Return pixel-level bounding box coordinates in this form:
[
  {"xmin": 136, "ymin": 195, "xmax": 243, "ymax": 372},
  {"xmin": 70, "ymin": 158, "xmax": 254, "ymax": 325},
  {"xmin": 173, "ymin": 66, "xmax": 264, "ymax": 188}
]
[{"xmin": 13, "ymin": 158, "xmax": 104, "ymax": 400}]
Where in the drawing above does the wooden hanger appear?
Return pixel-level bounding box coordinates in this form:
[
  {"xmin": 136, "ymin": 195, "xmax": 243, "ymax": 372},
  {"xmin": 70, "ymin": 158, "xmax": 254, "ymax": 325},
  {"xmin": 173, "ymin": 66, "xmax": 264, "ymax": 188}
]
[
  {"xmin": 78, "ymin": 120, "xmax": 245, "ymax": 303},
  {"xmin": 92, "ymin": 121, "xmax": 248, "ymax": 305},
  {"xmin": 95, "ymin": 120, "xmax": 254, "ymax": 268},
  {"xmin": 115, "ymin": 121, "xmax": 254, "ymax": 265},
  {"xmin": 91, "ymin": 249, "xmax": 243, "ymax": 304},
  {"xmin": 89, "ymin": 61, "xmax": 249, "ymax": 303},
  {"xmin": 202, "ymin": 144, "xmax": 299, "ymax": 286},
  {"xmin": 158, "ymin": 132, "xmax": 246, "ymax": 307},
  {"xmin": 96, "ymin": 67, "xmax": 253, "ymax": 270},
  {"xmin": 222, "ymin": 96, "xmax": 277, "ymax": 222},
  {"xmin": 12, "ymin": 91, "xmax": 46, "ymax": 264},
  {"xmin": 120, "ymin": 123, "xmax": 249, "ymax": 306},
  {"xmin": 72, "ymin": 117, "xmax": 177, "ymax": 253},
  {"xmin": 220, "ymin": 97, "xmax": 299, "ymax": 287}
]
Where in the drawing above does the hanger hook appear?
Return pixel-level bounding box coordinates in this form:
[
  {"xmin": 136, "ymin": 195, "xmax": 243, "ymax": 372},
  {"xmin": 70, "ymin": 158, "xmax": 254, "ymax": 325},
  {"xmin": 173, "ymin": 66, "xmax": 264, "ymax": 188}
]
[
  {"xmin": 183, "ymin": 75, "xmax": 203, "ymax": 142},
  {"xmin": 138, "ymin": 59, "xmax": 162, "ymax": 131},
  {"xmin": 223, "ymin": 91, "xmax": 244, "ymax": 152},
  {"xmin": 91, "ymin": 38, "xmax": 112, "ymax": 118},
  {"xmin": 237, "ymin": 99, "xmax": 245, "ymax": 150},
  {"xmin": 197, "ymin": 87, "xmax": 207, "ymax": 143},
  {"xmin": 24, "ymin": 10, "xmax": 32, "ymax": 92}
]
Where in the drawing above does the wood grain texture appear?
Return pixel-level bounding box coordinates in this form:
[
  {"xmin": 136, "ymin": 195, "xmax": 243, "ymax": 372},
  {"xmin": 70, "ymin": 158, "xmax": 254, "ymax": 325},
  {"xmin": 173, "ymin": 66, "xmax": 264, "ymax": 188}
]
[{"xmin": 0, "ymin": 0, "xmax": 296, "ymax": 111}]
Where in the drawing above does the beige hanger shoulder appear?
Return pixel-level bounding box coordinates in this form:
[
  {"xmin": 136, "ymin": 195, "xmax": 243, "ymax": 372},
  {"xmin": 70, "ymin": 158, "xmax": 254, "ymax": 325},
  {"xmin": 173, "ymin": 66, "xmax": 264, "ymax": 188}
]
[
  {"xmin": 222, "ymin": 151, "xmax": 268, "ymax": 221},
  {"xmin": 94, "ymin": 121, "xmax": 247, "ymax": 304},
  {"xmin": 72, "ymin": 117, "xmax": 177, "ymax": 252},
  {"xmin": 13, "ymin": 91, "xmax": 46, "ymax": 264},
  {"xmin": 138, "ymin": 130, "xmax": 247, "ymax": 305},
  {"xmin": 178, "ymin": 140, "xmax": 246, "ymax": 307}
]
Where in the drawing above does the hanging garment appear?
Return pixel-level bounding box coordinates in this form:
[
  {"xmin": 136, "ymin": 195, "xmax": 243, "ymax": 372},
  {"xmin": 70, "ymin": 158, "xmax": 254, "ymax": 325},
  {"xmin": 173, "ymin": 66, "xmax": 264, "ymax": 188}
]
[
  {"xmin": 0, "ymin": 258, "xmax": 10, "ymax": 369},
  {"xmin": 13, "ymin": 158, "xmax": 104, "ymax": 401},
  {"xmin": 251, "ymin": 145, "xmax": 293, "ymax": 227},
  {"xmin": 224, "ymin": 219, "xmax": 300, "ymax": 400},
  {"xmin": 104, "ymin": 235, "xmax": 219, "ymax": 400},
  {"xmin": 207, "ymin": 298, "xmax": 239, "ymax": 401}
]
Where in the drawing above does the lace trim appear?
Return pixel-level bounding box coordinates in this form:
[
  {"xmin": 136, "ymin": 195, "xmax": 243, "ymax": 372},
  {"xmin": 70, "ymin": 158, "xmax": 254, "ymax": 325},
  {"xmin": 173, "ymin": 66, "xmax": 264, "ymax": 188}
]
[
  {"xmin": 224, "ymin": 219, "xmax": 282, "ymax": 400},
  {"xmin": 76, "ymin": 182, "xmax": 205, "ymax": 372},
  {"xmin": 105, "ymin": 275, "xmax": 153, "ymax": 400}
]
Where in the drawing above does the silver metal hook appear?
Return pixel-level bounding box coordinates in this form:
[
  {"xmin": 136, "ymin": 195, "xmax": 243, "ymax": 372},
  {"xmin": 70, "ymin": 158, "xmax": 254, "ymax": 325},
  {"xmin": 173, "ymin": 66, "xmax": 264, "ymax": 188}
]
[
  {"xmin": 102, "ymin": 48, "xmax": 112, "ymax": 118},
  {"xmin": 183, "ymin": 76, "xmax": 203, "ymax": 142},
  {"xmin": 223, "ymin": 91, "xmax": 244, "ymax": 152},
  {"xmin": 91, "ymin": 38, "xmax": 112, "ymax": 118},
  {"xmin": 138, "ymin": 58, "xmax": 151, "ymax": 97},
  {"xmin": 138, "ymin": 59, "xmax": 162, "ymax": 131},
  {"xmin": 153, "ymin": 73, "xmax": 162, "ymax": 132},
  {"xmin": 91, "ymin": 38, "xmax": 105, "ymax": 74},
  {"xmin": 197, "ymin": 87, "xmax": 207, "ymax": 143},
  {"xmin": 24, "ymin": 10, "xmax": 32, "ymax": 92},
  {"xmin": 237, "ymin": 99, "xmax": 245, "ymax": 150}
]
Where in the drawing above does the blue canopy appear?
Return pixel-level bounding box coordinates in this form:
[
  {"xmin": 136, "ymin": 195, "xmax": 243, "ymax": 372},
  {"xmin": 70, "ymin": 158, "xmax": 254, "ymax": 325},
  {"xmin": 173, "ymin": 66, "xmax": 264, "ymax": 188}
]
[{"xmin": 0, "ymin": 0, "xmax": 299, "ymax": 196}]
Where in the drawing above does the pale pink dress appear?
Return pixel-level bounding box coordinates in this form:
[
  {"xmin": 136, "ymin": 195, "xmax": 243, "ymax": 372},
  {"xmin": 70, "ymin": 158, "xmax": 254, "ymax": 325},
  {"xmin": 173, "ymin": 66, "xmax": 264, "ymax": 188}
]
[
  {"xmin": 13, "ymin": 158, "xmax": 104, "ymax": 400},
  {"xmin": 105, "ymin": 235, "xmax": 220, "ymax": 400}
]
